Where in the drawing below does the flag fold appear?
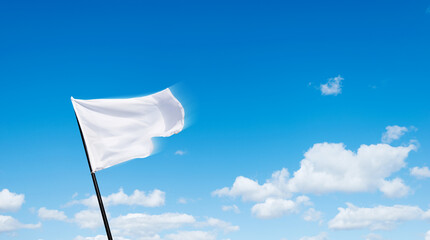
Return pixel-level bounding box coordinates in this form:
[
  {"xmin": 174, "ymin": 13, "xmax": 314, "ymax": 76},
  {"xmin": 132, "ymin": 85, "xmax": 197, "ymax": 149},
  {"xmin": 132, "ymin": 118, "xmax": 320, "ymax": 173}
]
[{"xmin": 72, "ymin": 88, "xmax": 184, "ymax": 172}]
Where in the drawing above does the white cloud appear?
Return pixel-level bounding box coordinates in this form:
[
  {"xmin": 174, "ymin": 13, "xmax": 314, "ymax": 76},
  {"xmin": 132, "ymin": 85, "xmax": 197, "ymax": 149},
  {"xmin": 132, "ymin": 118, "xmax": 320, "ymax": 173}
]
[
  {"xmin": 221, "ymin": 205, "xmax": 240, "ymax": 214},
  {"xmin": 74, "ymin": 210, "xmax": 103, "ymax": 229},
  {"xmin": 111, "ymin": 213, "xmax": 195, "ymax": 238},
  {"xmin": 38, "ymin": 207, "xmax": 67, "ymax": 221},
  {"xmin": 0, "ymin": 215, "xmax": 41, "ymax": 233},
  {"xmin": 214, "ymin": 142, "xmax": 416, "ymax": 203},
  {"xmin": 288, "ymin": 143, "xmax": 415, "ymax": 197},
  {"xmin": 426, "ymin": 230, "xmax": 430, "ymax": 240},
  {"xmin": 199, "ymin": 218, "xmax": 239, "ymax": 233},
  {"xmin": 381, "ymin": 125, "xmax": 409, "ymax": 143},
  {"xmin": 178, "ymin": 197, "xmax": 187, "ymax": 204},
  {"xmin": 379, "ymin": 178, "xmax": 410, "ymax": 198},
  {"xmin": 303, "ymin": 208, "xmax": 322, "ymax": 222},
  {"xmin": 212, "ymin": 168, "xmax": 290, "ymax": 202},
  {"xmin": 251, "ymin": 196, "xmax": 310, "ymax": 219},
  {"xmin": 102, "ymin": 213, "xmax": 236, "ymax": 239},
  {"xmin": 410, "ymin": 166, "xmax": 430, "ymax": 178},
  {"xmin": 69, "ymin": 188, "xmax": 165, "ymax": 208},
  {"xmin": 320, "ymin": 75, "xmax": 343, "ymax": 96},
  {"xmin": 105, "ymin": 188, "xmax": 165, "ymax": 207},
  {"xmin": 0, "ymin": 189, "xmax": 25, "ymax": 212},
  {"xmin": 175, "ymin": 150, "xmax": 186, "ymax": 155},
  {"xmin": 300, "ymin": 232, "xmax": 328, "ymax": 240},
  {"xmin": 165, "ymin": 231, "xmax": 216, "ymax": 240},
  {"xmin": 67, "ymin": 192, "xmax": 236, "ymax": 239},
  {"xmin": 365, "ymin": 233, "xmax": 383, "ymax": 240},
  {"xmin": 74, "ymin": 235, "xmax": 130, "ymax": 240},
  {"xmin": 328, "ymin": 203, "xmax": 430, "ymax": 230}
]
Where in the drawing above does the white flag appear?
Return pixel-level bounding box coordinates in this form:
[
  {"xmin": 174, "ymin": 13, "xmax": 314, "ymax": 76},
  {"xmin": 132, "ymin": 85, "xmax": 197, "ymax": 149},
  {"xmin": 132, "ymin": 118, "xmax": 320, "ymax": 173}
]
[{"xmin": 72, "ymin": 88, "xmax": 184, "ymax": 172}]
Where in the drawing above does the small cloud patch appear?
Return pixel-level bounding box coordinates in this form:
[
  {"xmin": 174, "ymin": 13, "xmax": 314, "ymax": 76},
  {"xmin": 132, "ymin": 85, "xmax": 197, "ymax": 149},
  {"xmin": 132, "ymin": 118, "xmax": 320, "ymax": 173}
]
[
  {"xmin": 410, "ymin": 167, "xmax": 430, "ymax": 179},
  {"xmin": 381, "ymin": 125, "xmax": 410, "ymax": 144},
  {"xmin": 320, "ymin": 75, "xmax": 343, "ymax": 96},
  {"xmin": 175, "ymin": 150, "xmax": 186, "ymax": 156},
  {"xmin": 221, "ymin": 205, "xmax": 240, "ymax": 214}
]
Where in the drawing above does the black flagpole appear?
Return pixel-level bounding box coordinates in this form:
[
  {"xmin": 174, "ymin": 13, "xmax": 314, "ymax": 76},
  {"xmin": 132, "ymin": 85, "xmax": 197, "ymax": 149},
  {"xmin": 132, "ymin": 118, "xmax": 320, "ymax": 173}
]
[{"xmin": 75, "ymin": 114, "xmax": 114, "ymax": 240}]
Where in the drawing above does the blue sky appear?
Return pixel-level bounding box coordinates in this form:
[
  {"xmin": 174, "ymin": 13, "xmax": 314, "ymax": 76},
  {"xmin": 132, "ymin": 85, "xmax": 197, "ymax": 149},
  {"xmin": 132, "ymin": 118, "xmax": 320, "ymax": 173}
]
[{"xmin": 1, "ymin": 0, "xmax": 430, "ymax": 239}]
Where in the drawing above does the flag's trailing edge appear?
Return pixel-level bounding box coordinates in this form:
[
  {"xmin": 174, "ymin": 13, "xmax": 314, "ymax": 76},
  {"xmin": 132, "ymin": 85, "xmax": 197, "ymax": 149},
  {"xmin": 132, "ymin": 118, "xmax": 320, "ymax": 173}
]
[{"xmin": 72, "ymin": 88, "xmax": 184, "ymax": 172}]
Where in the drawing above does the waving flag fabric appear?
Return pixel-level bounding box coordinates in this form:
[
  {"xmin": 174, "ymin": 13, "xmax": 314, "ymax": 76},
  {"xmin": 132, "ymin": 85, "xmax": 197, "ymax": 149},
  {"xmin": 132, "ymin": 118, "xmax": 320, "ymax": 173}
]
[{"xmin": 71, "ymin": 88, "xmax": 184, "ymax": 172}]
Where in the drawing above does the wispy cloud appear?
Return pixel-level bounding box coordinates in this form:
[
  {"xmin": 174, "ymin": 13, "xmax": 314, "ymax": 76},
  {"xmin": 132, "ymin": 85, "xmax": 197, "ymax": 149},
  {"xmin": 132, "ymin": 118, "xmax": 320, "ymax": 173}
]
[
  {"xmin": 410, "ymin": 166, "xmax": 430, "ymax": 179},
  {"xmin": 38, "ymin": 207, "xmax": 67, "ymax": 221},
  {"xmin": 329, "ymin": 203, "xmax": 430, "ymax": 230},
  {"xmin": 222, "ymin": 205, "xmax": 240, "ymax": 214},
  {"xmin": 303, "ymin": 208, "xmax": 323, "ymax": 223},
  {"xmin": 74, "ymin": 235, "xmax": 130, "ymax": 240},
  {"xmin": 165, "ymin": 231, "xmax": 216, "ymax": 240},
  {"xmin": 300, "ymin": 232, "xmax": 328, "ymax": 240},
  {"xmin": 62, "ymin": 189, "xmax": 237, "ymax": 240},
  {"xmin": 0, "ymin": 215, "xmax": 41, "ymax": 233},
  {"xmin": 196, "ymin": 218, "xmax": 240, "ymax": 233},
  {"xmin": 73, "ymin": 210, "xmax": 104, "ymax": 229},
  {"xmin": 73, "ymin": 212, "xmax": 238, "ymax": 240},
  {"xmin": 320, "ymin": 75, "xmax": 343, "ymax": 96},
  {"xmin": 381, "ymin": 125, "xmax": 411, "ymax": 144},
  {"xmin": 365, "ymin": 233, "xmax": 383, "ymax": 240},
  {"xmin": 251, "ymin": 196, "xmax": 310, "ymax": 219},
  {"xmin": 426, "ymin": 230, "xmax": 430, "ymax": 240},
  {"xmin": 66, "ymin": 188, "xmax": 165, "ymax": 208},
  {"xmin": 175, "ymin": 150, "xmax": 186, "ymax": 155}
]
